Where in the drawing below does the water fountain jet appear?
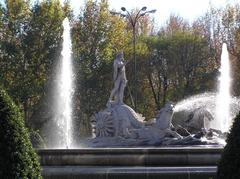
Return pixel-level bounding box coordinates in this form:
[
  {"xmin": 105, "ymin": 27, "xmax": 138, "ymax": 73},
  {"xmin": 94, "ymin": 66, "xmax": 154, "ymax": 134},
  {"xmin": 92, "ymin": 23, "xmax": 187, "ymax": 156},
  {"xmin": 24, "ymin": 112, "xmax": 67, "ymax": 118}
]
[
  {"xmin": 215, "ymin": 43, "xmax": 231, "ymax": 132},
  {"xmin": 173, "ymin": 43, "xmax": 240, "ymax": 134},
  {"xmin": 54, "ymin": 17, "xmax": 73, "ymax": 148}
]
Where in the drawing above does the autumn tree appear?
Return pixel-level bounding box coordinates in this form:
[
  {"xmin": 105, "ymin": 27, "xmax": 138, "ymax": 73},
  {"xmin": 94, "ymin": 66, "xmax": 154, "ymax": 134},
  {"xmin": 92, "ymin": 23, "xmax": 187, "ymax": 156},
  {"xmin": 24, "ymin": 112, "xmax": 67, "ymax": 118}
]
[
  {"xmin": 221, "ymin": 3, "xmax": 240, "ymax": 96},
  {"xmin": 142, "ymin": 15, "xmax": 214, "ymax": 112}
]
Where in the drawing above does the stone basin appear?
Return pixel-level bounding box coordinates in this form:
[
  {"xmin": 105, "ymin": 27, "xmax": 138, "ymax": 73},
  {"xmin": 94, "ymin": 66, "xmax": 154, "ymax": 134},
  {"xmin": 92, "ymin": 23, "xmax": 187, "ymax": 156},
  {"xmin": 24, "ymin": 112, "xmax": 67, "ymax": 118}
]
[{"xmin": 38, "ymin": 146, "xmax": 222, "ymax": 179}]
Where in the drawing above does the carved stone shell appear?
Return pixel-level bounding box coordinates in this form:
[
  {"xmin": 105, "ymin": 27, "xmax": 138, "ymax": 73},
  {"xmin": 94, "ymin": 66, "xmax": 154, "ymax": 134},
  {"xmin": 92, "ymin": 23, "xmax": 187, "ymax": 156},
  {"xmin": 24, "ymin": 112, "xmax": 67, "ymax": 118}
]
[{"xmin": 92, "ymin": 111, "xmax": 115, "ymax": 137}]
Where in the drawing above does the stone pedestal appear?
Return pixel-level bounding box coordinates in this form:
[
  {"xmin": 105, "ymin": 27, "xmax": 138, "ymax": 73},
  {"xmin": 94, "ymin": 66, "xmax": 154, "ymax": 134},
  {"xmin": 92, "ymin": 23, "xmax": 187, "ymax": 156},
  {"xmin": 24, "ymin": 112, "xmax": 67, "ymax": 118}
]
[{"xmin": 38, "ymin": 146, "xmax": 222, "ymax": 179}]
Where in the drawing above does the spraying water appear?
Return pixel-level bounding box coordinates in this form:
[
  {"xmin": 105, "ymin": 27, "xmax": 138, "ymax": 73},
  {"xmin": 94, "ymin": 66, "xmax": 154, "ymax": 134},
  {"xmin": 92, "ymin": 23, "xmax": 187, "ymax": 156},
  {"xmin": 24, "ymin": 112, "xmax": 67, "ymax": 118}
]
[
  {"xmin": 55, "ymin": 18, "xmax": 73, "ymax": 148},
  {"xmin": 174, "ymin": 44, "xmax": 240, "ymax": 132},
  {"xmin": 174, "ymin": 93, "xmax": 216, "ymax": 113},
  {"xmin": 174, "ymin": 93, "xmax": 240, "ymax": 118},
  {"xmin": 215, "ymin": 43, "xmax": 231, "ymax": 132}
]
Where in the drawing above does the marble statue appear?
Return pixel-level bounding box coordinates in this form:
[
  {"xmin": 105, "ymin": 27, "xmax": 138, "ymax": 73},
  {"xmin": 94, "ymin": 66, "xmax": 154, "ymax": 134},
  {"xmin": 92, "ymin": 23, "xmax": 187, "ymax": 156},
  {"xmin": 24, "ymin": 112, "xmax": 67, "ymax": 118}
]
[
  {"xmin": 155, "ymin": 102, "xmax": 174, "ymax": 129},
  {"xmin": 84, "ymin": 50, "xmax": 218, "ymax": 147},
  {"xmin": 88, "ymin": 100, "xmax": 208, "ymax": 147},
  {"xmin": 92, "ymin": 51, "xmax": 144, "ymax": 139},
  {"xmin": 92, "ymin": 104, "xmax": 144, "ymax": 138},
  {"xmin": 185, "ymin": 107, "xmax": 214, "ymax": 133},
  {"xmin": 108, "ymin": 51, "xmax": 128, "ymax": 106},
  {"xmin": 128, "ymin": 102, "xmax": 182, "ymax": 143}
]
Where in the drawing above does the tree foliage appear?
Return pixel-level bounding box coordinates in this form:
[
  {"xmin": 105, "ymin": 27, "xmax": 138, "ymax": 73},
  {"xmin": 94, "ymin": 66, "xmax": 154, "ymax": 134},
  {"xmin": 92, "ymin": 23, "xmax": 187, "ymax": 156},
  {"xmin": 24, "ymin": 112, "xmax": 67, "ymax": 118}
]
[
  {"xmin": 72, "ymin": 0, "xmax": 130, "ymax": 136},
  {"xmin": 0, "ymin": 86, "xmax": 41, "ymax": 178},
  {"xmin": 217, "ymin": 112, "xmax": 240, "ymax": 179},
  {"xmin": 0, "ymin": 0, "xmax": 68, "ymax": 123},
  {"xmin": 1, "ymin": 0, "xmax": 240, "ymax": 141},
  {"xmin": 141, "ymin": 19, "xmax": 215, "ymax": 111}
]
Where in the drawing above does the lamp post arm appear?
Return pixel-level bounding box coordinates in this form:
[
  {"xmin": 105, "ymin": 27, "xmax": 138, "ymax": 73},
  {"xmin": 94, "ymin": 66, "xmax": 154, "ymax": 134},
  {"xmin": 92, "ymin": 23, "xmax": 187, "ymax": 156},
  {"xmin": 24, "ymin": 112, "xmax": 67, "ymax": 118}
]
[
  {"xmin": 133, "ymin": 9, "xmax": 143, "ymax": 28},
  {"xmin": 125, "ymin": 10, "xmax": 135, "ymax": 29}
]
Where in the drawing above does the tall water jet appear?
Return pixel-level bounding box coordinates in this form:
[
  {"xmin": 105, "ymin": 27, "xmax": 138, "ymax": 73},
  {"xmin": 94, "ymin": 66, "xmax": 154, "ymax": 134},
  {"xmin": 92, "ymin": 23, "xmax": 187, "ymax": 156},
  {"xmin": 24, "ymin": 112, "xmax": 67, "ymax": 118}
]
[
  {"xmin": 55, "ymin": 18, "xmax": 73, "ymax": 148},
  {"xmin": 215, "ymin": 43, "xmax": 231, "ymax": 132}
]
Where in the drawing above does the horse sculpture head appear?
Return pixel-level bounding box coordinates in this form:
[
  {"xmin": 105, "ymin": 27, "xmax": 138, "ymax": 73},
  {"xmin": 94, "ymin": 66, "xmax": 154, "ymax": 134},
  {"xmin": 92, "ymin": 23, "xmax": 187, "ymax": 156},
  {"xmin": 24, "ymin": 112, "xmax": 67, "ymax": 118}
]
[{"xmin": 155, "ymin": 102, "xmax": 174, "ymax": 130}]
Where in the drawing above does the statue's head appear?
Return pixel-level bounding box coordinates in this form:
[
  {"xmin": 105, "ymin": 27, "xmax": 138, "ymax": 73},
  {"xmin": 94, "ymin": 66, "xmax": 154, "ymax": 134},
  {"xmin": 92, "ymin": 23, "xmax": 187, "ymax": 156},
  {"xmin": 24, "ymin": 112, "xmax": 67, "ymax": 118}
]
[
  {"xmin": 155, "ymin": 102, "xmax": 174, "ymax": 129},
  {"xmin": 164, "ymin": 102, "xmax": 174, "ymax": 113},
  {"xmin": 116, "ymin": 50, "xmax": 124, "ymax": 59}
]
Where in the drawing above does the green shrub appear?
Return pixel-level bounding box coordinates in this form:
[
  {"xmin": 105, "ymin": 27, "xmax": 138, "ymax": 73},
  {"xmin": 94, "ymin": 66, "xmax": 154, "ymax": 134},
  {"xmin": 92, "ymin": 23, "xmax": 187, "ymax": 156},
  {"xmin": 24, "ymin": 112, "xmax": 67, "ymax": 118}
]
[
  {"xmin": 217, "ymin": 112, "xmax": 240, "ymax": 179},
  {"xmin": 0, "ymin": 87, "xmax": 42, "ymax": 178}
]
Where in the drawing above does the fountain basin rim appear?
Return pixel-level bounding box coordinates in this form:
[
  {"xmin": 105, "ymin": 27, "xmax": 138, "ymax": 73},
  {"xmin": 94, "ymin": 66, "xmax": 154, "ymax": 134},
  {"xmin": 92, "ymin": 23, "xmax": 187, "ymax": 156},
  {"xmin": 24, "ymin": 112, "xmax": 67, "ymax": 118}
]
[
  {"xmin": 37, "ymin": 145, "xmax": 223, "ymax": 154},
  {"xmin": 38, "ymin": 146, "xmax": 222, "ymax": 167}
]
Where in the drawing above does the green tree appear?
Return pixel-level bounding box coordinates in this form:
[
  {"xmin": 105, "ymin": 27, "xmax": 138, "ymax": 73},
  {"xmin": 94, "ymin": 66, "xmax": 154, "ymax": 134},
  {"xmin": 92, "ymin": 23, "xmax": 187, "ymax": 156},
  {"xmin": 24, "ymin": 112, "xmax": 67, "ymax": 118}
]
[
  {"xmin": 0, "ymin": 0, "xmax": 68, "ymax": 123},
  {"xmin": 0, "ymin": 0, "xmax": 69, "ymax": 146},
  {"xmin": 0, "ymin": 0, "xmax": 32, "ymax": 118},
  {"xmin": 142, "ymin": 17, "xmax": 214, "ymax": 112},
  {"xmin": 217, "ymin": 112, "xmax": 240, "ymax": 179},
  {"xmin": 0, "ymin": 86, "xmax": 42, "ymax": 178}
]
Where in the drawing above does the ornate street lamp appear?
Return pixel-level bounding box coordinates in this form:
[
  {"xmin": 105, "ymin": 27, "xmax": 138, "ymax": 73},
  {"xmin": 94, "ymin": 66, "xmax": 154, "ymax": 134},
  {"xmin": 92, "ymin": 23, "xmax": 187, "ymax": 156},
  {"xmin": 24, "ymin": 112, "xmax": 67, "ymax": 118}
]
[{"xmin": 110, "ymin": 7, "xmax": 156, "ymax": 110}]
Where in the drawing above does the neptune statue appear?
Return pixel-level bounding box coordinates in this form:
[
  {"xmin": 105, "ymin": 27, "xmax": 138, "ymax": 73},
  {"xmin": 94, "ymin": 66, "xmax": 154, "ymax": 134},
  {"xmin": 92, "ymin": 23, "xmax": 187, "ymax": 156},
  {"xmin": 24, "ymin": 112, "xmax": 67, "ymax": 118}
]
[
  {"xmin": 83, "ymin": 50, "xmax": 220, "ymax": 147},
  {"xmin": 108, "ymin": 51, "xmax": 128, "ymax": 106}
]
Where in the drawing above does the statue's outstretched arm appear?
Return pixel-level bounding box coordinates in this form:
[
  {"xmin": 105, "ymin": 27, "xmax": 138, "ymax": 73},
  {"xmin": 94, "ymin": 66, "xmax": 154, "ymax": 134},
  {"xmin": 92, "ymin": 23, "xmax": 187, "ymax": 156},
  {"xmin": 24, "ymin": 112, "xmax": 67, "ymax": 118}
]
[{"xmin": 120, "ymin": 60, "xmax": 128, "ymax": 68}]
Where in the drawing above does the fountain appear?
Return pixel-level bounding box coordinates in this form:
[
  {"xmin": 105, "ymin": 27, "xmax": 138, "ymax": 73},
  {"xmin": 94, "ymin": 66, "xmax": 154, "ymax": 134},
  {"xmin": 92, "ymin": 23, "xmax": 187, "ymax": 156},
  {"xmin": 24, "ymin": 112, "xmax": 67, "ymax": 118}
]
[
  {"xmin": 38, "ymin": 25, "xmax": 239, "ymax": 177},
  {"xmin": 54, "ymin": 17, "xmax": 73, "ymax": 148},
  {"xmin": 76, "ymin": 47, "xmax": 238, "ymax": 147},
  {"xmin": 215, "ymin": 43, "xmax": 231, "ymax": 132},
  {"xmin": 173, "ymin": 43, "xmax": 240, "ymax": 135},
  {"xmin": 43, "ymin": 21, "xmax": 239, "ymax": 149}
]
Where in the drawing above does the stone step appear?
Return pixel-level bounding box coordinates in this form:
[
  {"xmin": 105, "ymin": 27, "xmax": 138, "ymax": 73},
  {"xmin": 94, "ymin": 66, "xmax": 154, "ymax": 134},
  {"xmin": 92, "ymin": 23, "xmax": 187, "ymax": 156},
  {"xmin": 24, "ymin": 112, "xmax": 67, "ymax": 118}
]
[
  {"xmin": 38, "ymin": 146, "xmax": 222, "ymax": 166},
  {"xmin": 38, "ymin": 147, "xmax": 221, "ymax": 178},
  {"xmin": 42, "ymin": 166, "xmax": 217, "ymax": 179}
]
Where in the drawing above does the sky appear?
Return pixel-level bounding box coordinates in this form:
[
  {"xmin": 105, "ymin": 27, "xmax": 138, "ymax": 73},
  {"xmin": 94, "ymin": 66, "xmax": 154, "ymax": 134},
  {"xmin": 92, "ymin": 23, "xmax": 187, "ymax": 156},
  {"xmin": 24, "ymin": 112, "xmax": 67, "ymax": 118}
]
[
  {"xmin": 63, "ymin": 0, "xmax": 238, "ymax": 27},
  {"xmin": 0, "ymin": 0, "xmax": 237, "ymax": 27}
]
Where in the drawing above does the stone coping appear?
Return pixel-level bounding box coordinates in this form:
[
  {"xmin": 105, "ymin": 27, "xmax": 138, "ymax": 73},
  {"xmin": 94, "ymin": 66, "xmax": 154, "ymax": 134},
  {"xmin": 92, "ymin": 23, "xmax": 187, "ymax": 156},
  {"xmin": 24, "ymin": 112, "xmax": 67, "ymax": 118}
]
[
  {"xmin": 38, "ymin": 146, "xmax": 223, "ymax": 166},
  {"xmin": 41, "ymin": 166, "xmax": 217, "ymax": 179},
  {"xmin": 37, "ymin": 145, "xmax": 223, "ymax": 154},
  {"xmin": 42, "ymin": 166, "xmax": 217, "ymax": 173}
]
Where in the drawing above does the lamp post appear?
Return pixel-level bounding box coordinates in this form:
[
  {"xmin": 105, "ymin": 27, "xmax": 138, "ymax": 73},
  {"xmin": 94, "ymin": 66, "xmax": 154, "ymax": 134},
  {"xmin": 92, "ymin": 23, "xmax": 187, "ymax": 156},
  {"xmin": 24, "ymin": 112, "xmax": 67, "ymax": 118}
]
[{"xmin": 111, "ymin": 7, "xmax": 156, "ymax": 110}]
